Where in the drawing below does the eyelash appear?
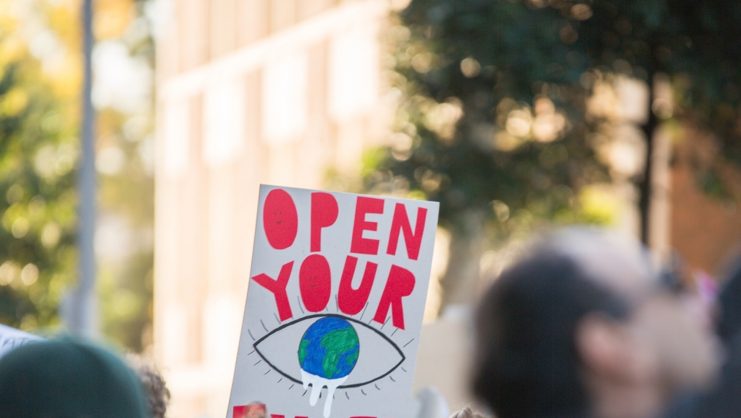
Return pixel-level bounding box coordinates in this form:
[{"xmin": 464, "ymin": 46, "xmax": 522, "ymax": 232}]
[{"xmin": 249, "ymin": 311, "xmax": 409, "ymax": 396}]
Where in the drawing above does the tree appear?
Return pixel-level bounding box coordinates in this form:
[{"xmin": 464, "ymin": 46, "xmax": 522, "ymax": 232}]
[
  {"xmin": 94, "ymin": 0, "xmax": 156, "ymax": 352},
  {"xmin": 575, "ymin": 0, "xmax": 741, "ymax": 242},
  {"xmin": 0, "ymin": 31, "xmax": 79, "ymax": 330},
  {"xmin": 0, "ymin": 0, "xmax": 155, "ymax": 351},
  {"xmin": 366, "ymin": 0, "xmax": 610, "ymax": 309},
  {"xmin": 366, "ymin": 0, "xmax": 740, "ymax": 311}
]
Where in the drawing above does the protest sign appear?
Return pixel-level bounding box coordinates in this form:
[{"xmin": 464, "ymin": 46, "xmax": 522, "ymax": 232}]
[
  {"xmin": 0, "ymin": 324, "xmax": 40, "ymax": 358},
  {"xmin": 228, "ymin": 185, "xmax": 439, "ymax": 418}
]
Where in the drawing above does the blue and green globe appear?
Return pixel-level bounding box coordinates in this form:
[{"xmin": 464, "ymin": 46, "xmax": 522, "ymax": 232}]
[{"xmin": 298, "ymin": 316, "xmax": 359, "ymax": 379}]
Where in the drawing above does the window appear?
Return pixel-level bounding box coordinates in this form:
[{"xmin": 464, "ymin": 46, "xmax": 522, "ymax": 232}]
[
  {"xmin": 203, "ymin": 77, "xmax": 246, "ymax": 166},
  {"xmin": 261, "ymin": 51, "xmax": 308, "ymax": 143}
]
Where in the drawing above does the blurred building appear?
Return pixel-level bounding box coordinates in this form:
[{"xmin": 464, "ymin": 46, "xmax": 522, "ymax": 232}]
[
  {"xmin": 154, "ymin": 1, "xmax": 389, "ymax": 416},
  {"xmin": 153, "ymin": 1, "xmax": 740, "ymax": 417},
  {"xmin": 669, "ymin": 129, "xmax": 741, "ymax": 275}
]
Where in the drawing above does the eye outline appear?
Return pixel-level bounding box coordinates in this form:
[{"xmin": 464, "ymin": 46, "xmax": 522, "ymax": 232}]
[{"xmin": 253, "ymin": 313, "xmax": 406, "ymax": 389}]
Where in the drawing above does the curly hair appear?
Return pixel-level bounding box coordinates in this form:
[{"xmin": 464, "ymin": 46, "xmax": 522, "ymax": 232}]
[{"xmin": 130, "ymin": 357, "xmax": 171, "ymax": 418}]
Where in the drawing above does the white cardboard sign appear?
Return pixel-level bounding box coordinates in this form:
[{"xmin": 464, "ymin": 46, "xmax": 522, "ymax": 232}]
[{"xmin": 228, "ymin": 185, "xmax": 439, "ymax": 418}]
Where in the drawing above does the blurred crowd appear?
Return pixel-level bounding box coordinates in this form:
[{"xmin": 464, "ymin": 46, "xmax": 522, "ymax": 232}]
[
  {"xmin": 465, "ymin": 228, "xmax": 740, "ymax": 418},
  {"xmin": 0, "ymin": 337, "xmax": 169, "ymax": 418},
  {"xmin": 0, "ymin": 227, "xmax": 739, "ymax": 418}
]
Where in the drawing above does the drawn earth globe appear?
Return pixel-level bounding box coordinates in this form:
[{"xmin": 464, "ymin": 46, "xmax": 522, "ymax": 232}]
[{"xmin": 298, "ymin": 316, "xmax": 360, "ymax": 380}]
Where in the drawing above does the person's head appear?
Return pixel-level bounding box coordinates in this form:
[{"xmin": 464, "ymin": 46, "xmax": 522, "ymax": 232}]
[
  {"xmin": 129, "ymin": 356, "xmax": 171, "ymax": 418},
  {"xmin": 716, "ymin": 257, "xmax": 741, "ymax": 344},
  {"xmin": 472, "ymin": 227, "xmax": 717, "ymax": 418},
  {"xmin": 0, "ymin": 337, "xmax": 151, "ymax": 418}
]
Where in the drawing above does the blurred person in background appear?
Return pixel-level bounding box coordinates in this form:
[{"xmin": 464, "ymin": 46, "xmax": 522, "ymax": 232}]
[
  {"xmin": 703, "ymin": 257, "xmax": 741, "ymax": 417},
  {"xmin": 0, "ymin": 337, "xmax": 151, "ymax": 418},
  {"xmin": 663, "ymin": 256, "xmax": 741, "ymax": 418},
  {"xmin": 715, "ymin": 257, "xmax": 741, "ymax": 346},
  {"xmin": 130, "ymin": 355, "xmax": 171, "ymax": 418},
  {"xmin": 471, "ymin": 228, "xmax": 717, "ymax": 418}
]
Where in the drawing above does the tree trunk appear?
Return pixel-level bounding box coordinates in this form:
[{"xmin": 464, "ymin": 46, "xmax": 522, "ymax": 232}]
[
  {"xmin": 439, "ymin": 209, "xmax": 487, "ymax": 313},
  {"xmin": 638, "ymin": 68, "xmax": 658, "ymax": 246}
]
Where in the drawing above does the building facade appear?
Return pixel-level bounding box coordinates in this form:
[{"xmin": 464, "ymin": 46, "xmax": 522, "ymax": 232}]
[
  {"xmin": 154, "ymin": 1, "xmax": 389, "ymax": 416},
  {"xmin": 153, "ymin": 2, "xmax": 740, "ymax": 417}
]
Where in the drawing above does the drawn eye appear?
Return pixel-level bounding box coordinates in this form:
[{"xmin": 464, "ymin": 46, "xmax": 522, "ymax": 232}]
[
  {"xmin": 249, "ymin": 312, "xmax": 406, "ymax": 417},
  {"xmin": 252, "ymin": 313, "xmax": 405, "ymax": 390}
]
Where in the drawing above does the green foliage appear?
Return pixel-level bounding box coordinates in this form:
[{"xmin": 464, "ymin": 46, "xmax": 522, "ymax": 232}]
[
  {"xmin": 0, "ymin": 0, "xmax": 155, "ymax": 352},
  {"xmin": 0, "ymin": 51, "xmax": 78, "ymax": 330},
  {"xmin": 95, "ymin": 0, "xmax": 155, "ymax": 352},
  {"xmin": 97, "ymin": 103, "xmax": 155, "ymax": 351},
  {"xmin": 576, "ymin": 0, "xmax": 741, "ymax": 162},
  {"xmin": 368, "ymin": 0, "xmax": 610, "ymax": 239},
  {"xmin": 368, "ymin": 0, "xmax": 740, "ymax": 239}
]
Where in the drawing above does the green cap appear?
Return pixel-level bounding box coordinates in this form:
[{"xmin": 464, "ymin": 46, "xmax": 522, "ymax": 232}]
[{"xmin": 0, "ymin": 337, "xmax": 151, "ymax": 418}]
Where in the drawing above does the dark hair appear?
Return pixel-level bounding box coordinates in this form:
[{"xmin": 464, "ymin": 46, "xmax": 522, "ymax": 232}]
[
  {"xmin": 472, "ymin": 251, "xmax": 631, "ymax": 418},
  {"xmin": 131, "ymin": 359, "xmax": 171, "ymax": 418},
  {"xmin": 717, "ymin": 258, "xmax": 741, "ymax": 345}
]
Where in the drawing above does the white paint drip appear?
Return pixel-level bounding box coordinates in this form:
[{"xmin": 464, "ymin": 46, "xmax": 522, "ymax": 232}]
[{"xmin": 301, "ymin": 369, "xmax": 348, "ymax": 418}]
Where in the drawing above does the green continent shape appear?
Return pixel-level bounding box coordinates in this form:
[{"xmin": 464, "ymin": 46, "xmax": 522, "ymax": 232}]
[
  {"xmin": 298, "ymin": 338, "xmax": 310, "ymax": 365},
  {"xmin": 320, "ymin": 327, "xmax": 359, "ymax": 378}
]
